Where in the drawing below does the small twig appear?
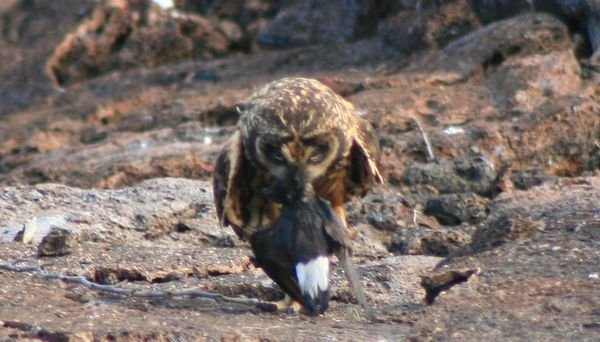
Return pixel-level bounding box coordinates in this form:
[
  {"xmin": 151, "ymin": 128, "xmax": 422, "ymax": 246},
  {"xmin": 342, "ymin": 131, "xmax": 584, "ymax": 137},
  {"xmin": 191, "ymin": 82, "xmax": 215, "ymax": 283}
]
[
  {"xmin": 411, "ymin": 117, "xmax": 435, "ymax": 162},
  {"xmin": 0, "ymin": 262, "xmax": 275, "ymax": 310},
  {"xmin": 412, "ymin": 209, "xmax": 420, "ymax": 228}
]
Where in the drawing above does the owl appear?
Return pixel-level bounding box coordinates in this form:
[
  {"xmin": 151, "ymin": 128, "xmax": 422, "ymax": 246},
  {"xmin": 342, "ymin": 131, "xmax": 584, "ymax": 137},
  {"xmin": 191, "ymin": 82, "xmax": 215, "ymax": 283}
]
[{"xmin": 213, "ymin": 77, "xmax": 383, "ymax": 242}]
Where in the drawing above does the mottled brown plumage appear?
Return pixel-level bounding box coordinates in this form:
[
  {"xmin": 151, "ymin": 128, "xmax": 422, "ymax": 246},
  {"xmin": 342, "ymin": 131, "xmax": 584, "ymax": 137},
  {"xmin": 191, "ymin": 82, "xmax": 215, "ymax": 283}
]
[{"xmin": 213, "ymin": 77, "xmax": 383, "ymax": 241}]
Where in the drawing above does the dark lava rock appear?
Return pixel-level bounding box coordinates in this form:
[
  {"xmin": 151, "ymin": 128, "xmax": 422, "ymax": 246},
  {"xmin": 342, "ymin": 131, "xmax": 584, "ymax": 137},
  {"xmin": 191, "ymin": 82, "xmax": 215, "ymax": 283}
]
[
  {"xmin": 0, "ymin": 0, "xmax": 96, "ymax": 114},
  {"xmin": 421, "ymin": 268, "xmax": 477, "ymax": 304},
  {"xmin": 471, "ymin": 0, "xmax": 600, "ymax": 62},
  {"xmin": 378, "ymin": 0, "xmax": 479, "ymax": 53},
  {"xmin": 424, "ymin": 192, "xmax": 489, "ymax": 226},
  {"xmin": 257, "ymin": 0, "xmax": 362, "ymax": 47},
  {"xmin": 389, "ymin": 228, "xmax": 471, "ymax": 256},
  {"xmin": 378, "ymin": 10, "xmax": 429, "ymax": 53},
  {"xmin": 407, "ymin": 13, "xmax": 573, "ymax": 77},
  {"xmin": 469, "ymin": 215, "xmax": 545, "ymax": 254},
  {"xmin": 402, "ymin": 153, "xmax": 498, "ymax": 196},
  {"xmin": 362, "ymin": 192, "xmax": 407, "ymax": 231},
  {"xmin": 509, "ymin": 168, "xmax": 550, "ymax": 190}
]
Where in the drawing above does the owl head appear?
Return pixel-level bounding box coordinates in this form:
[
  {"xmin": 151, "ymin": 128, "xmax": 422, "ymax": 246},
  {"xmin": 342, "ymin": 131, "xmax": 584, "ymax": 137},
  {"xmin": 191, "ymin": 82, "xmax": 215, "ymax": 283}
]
[{"xmin": 239, "ymin": 78, "xmax": 360, "ymax": 187}]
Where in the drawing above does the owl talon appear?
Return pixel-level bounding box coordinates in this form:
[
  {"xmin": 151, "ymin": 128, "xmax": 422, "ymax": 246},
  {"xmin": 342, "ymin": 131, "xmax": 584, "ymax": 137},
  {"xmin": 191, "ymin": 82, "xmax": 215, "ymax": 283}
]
[
  {"xmin": 273, "ymin": 295, "xmax": 302, "ymax": 313},
  {"xmin": 286, "ymin": 305, "xmax": 299, "ymax": 315},
  {"xmin": 345, "ymin": 226, "xmax": 357, "ymax": 240},
  {"xmin": 290, "ymin": 301, "xmax": 303, "ymax": 314}
]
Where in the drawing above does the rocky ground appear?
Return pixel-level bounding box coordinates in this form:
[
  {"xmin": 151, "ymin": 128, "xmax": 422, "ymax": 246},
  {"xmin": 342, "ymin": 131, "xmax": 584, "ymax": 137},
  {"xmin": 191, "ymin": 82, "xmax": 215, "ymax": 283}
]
[{"xmin": 0, "ymin": 0, "xmax": 599, "ymax": 341}]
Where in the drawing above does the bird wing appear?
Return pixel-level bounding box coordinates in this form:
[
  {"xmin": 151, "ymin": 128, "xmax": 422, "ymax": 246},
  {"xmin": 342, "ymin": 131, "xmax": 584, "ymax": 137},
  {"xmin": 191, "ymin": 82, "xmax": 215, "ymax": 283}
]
[
  {"xmin": 319, "ymin": 198, "xmax": 353, "ymax": 249},
  {"xmin": 263, "ymin": 265, "xmax": 304, "ymax": 306},
  {"xmin": 319, "ymin": 198, "xmax": 376, "ymax": 322},
  {"xmin": 250, "ymin": 229, "xmax": 305, "ymax": 304}
]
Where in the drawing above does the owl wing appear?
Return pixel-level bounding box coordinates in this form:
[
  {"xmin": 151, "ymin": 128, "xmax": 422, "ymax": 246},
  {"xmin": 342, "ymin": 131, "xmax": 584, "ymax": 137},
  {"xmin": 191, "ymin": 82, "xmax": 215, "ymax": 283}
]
[
  {"xmin": 347, "ymin": 116, "xmax": 384, "ymax": 197},
  {"xmin": 213, "ymin": 131, "xmax": 247, "ymax": 238},
  {"xmin": 213, "ymin": 130, "xmax": 280, "ymax": 240}
]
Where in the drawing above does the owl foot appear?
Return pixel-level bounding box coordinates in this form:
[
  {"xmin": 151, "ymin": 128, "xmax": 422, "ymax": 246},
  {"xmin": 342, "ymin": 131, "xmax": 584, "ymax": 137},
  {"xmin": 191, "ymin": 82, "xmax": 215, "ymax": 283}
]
[{"xmin": 273, "ymin": 295, "xmax": 302, "ymax": 314}]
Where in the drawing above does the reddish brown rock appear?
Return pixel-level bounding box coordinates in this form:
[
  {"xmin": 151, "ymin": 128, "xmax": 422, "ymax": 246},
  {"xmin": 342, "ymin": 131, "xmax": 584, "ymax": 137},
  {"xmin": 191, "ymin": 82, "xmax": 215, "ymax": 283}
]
[{"xmin": 47, "ymin": 0, "xmax": 230, "ymax": 86}]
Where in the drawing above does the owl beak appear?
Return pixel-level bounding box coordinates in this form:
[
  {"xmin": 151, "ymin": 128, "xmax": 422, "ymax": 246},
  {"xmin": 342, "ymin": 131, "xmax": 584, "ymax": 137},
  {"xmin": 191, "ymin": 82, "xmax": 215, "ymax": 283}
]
[{"xmin": 263, "ymin": 167, "xmax": 308, "ymax": 205}]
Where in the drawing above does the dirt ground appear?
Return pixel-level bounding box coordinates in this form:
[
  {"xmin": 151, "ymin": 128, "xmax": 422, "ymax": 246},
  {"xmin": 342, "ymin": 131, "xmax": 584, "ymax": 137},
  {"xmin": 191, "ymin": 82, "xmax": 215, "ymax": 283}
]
[{"xmin": 0, "ymin": 1, "xmax": 599, "ymax": 341}]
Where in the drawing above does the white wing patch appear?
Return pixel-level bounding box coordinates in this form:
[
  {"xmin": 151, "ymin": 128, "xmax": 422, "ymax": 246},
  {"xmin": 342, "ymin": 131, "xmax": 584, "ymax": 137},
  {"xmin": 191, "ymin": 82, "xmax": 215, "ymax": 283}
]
[{"xmin": 296, "ymin": 256, "xmax": 330, "ymax": 299}]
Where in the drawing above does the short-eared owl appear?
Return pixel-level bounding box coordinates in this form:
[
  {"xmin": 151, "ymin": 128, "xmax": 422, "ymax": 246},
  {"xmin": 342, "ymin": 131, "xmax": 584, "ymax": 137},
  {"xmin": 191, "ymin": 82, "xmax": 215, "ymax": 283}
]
[{"xmin": 213, "ymin": 77, "xmax": 383, "ymax": 241}]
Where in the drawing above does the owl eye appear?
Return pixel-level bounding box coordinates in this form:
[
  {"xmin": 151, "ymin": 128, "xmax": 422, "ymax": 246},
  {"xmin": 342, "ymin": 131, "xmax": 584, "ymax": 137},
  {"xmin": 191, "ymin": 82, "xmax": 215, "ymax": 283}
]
[
  {"xmin": 263, "ymin": 143, "xmax": 285, "ymax": 163},
  {"xmin": 308, "ymin": 144, "xmax": 329, "ymax": 164}
]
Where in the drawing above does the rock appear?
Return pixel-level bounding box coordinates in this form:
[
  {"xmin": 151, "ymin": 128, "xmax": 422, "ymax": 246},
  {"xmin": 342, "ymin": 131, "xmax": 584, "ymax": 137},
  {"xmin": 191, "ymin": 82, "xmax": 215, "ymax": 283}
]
[
  {"xmin": 46, "ymin": 0, "xmax": 230, "ymax": 85},
  {"xmin": 471, "ymin": 0, "xmax": 600, "ymax": 62},
  {"xmin": 420, "ymin": 268, "xmax": 477, "ymax": 304},
  {"xmin": 469, "ymin": 215, "xmax": 546, "ymax": 254},
  {"xmin": 362, "ymin": 191, "xmax": 408, "ymax": 231},
  {"xmin": 217, "ymin": 19, "xmax": 244, "ymax": 45},
  {"xmin": 378, "ymin": 0, "xmax": 480, "ymax": 53},
  {"xmin": 257, "ymin": 0, "xmax": 362, "ymax": 47},
  {"xmin": 486, "ymin": 50, "xmax": 582, "ymax": 112},
  {"xmin": 509, "ymin": 168, "xmax": 550, "ymax": 190},
  {"xmin": 408, "ymin": 177, "xmax": 599, "ymax": 341},
  {"xmin": 0, "ymin": 178, "xmax": 235, "ymax": 246},
  {"xmin": 424, "ymin": 192, "xmax": 489, "ymax": 225},
  {"xmin": 174, "ymin": 0, "xmax": 280, "ymax": 51},
  {"xmin": 1, "ymin": 125, "xmax": 221, "ymax": 188},
  {"xmin": 378, "ymin": 11, "xmax": 429, "ymax": 53},
  {"xmin": 0, "ymin": 0, "xmax": 96, "ymax": 114},
  {"xmin": 37, "ymin": 227, "xmax": 75, "ymax": 257},
  {"xmin": 19, "ymin": 213, "xmax": 70, "ymax": 244},
  {"xmin": 407, "ymin": 13, "xmax": 572, "ymax": 78},
  {"xmin": 402, "ymin": 153, "xmax": 498, "ymax": 197},
  {"xmin": 389, "ymin": 228, "xmax": 471, "ymax": 256}
]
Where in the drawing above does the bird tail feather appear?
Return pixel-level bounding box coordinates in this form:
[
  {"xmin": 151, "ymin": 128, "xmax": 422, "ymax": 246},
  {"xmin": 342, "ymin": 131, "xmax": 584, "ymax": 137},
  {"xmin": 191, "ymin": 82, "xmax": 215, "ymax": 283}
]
[{"xmin": 337, "ymin": 248, "xmax": 376, "ymax": 322}]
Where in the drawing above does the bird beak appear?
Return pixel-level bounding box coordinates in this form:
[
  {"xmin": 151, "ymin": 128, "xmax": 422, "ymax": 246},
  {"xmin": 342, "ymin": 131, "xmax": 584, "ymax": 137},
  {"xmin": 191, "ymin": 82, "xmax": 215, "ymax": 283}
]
[{"xmin": 263, "ymin": 167, "xmax": 308, "ymax": 204}]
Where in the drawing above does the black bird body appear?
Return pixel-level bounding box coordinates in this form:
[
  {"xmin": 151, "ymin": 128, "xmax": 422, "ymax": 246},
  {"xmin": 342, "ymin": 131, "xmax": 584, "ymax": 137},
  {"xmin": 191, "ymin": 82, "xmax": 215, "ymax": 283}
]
[
  {"xmin": 250, "ymin": 175, "xmax": 374, "ymax": 319},
  {"xmin": 250, "ymin": 182, "xmax": 345, "ymax": 314}
]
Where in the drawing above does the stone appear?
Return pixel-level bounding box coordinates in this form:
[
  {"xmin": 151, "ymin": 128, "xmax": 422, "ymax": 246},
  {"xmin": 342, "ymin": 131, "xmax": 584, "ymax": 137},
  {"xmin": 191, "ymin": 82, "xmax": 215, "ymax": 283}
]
[
  {"xmin": 471, "ymin": 0, "xmax": 600, "ymax": 63},
  {"xmin": 46, "ymin": 0, "xmax": 230, "ymax": 85},
  {"xmin": 424, "ymin": 192, "xmax": 489, "ymax": 225},
  {"xmin": 389, "ymin": 228, "xmax": 471, "ymax": 256},
  {"xmin": 37, "ymin": 227, "xmax": 75, "ymax": 257},
  {"xmin": 257, "ymin": 0, "xmax": 361, "ymax": 47},
  {"xmin": 469, "ymin": 215, "xmax": 546, "ymax": 254},
  {"xmin": 420, "ymin": 268, "xmax": 477, "ymax": 304},
  {"xmin": 402, "ymin": 153, "xmax": 498, "ymax": 197}
]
